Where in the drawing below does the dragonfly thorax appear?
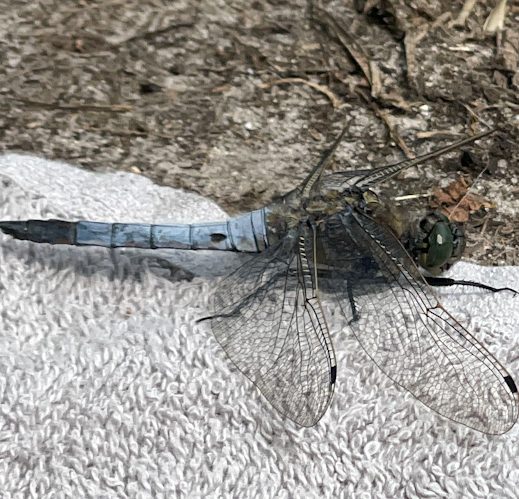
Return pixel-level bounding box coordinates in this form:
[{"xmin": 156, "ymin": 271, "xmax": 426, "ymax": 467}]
[
  {"xmin": 268, "ymin": 181, "xmax": 465, "ymax": 276},
  {"xmin": 303, "ymin": 186, "xmax": 379, "ymax": 216}
]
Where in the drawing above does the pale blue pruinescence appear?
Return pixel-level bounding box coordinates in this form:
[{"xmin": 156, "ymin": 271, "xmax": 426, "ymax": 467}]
[{"xmin": 75, "ymin": 208, "xmax": 269, "ymax": 252}]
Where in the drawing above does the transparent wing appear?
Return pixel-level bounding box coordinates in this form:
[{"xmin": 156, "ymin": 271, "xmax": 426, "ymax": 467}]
[
  {"xmin": 205, "ymin": 228, "xmax": 337, "ymax": 427},
  {"xmin": 353, "ymin": 129, "xmax": 495, "ymax": 189},
  {"xmin": 318, "ymin": 210, "xmax": 518, "ymax": 434},
  {"xmin": 315, "ymin": 129, "xmax": 495, "ymax": 193},
  {"xmin": 318, "ymin": 169, "xmax": 375, "ymax": 193}
]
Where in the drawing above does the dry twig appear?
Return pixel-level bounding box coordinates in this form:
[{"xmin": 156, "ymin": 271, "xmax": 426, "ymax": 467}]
[
  {"xmin": 415, "ymin": 130, "xmax": 465, "ymax": 139},
  {"xmin": 404, "ymin": 12, "xmax": 451, "ymax": 92},
  {"xmin": 259, "ymin": 77, "xmax": 342, "ymax": 108},
  {"xmin": 9, "ymin": 98, "xmax": 132, "ymax": 113},
  {"xmin": 484, "ymin": 0, "xmax": 508, "ymax": 33},
  {"xmin": 311, "ymin": 7, "xmax": 414, "ymax": 158},
  {"xmin": 364, "ymin": 97, "xmax": 415, "ymax": 158},
  {"xmin": 451, "ymin": 0, "xmax": 479, "ymax": 27}
]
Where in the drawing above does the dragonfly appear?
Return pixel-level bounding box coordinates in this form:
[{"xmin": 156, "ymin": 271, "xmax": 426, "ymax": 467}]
[{"xmin": 0, "ymin": 127, "xmax": 517, "ymax": 434}]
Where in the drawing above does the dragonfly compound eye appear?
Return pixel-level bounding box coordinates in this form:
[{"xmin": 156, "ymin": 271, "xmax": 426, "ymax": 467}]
[{"xmin": 415, "ymin": 212, "xmax": 465, "ymax": 274}]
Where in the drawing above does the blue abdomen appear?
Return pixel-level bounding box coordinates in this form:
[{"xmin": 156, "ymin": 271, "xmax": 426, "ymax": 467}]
[{"xmin": 0, "ymin": 209, "xmax": 270, "ymax": 253}]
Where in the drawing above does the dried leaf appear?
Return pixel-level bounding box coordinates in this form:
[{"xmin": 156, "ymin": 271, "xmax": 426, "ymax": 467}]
[
  {"xmin": 445, "ymin": 176, "xmax": 469, "ymax": 199},
  {"xmin": 432, "ymin": 187, "xmax": 456, "ymax": 206},
  {"xmin": 430, "ymin": 176, "xmax": 494, "ymax": 222},
  {"xmin": 444, "ymin": 206, "xmax": 470, "ymax": 223}
]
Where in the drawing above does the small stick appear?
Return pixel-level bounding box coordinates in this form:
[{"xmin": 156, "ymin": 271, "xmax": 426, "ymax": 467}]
[
  {"xmin": 259, "ymin": 77, "xmax": 342, "ymax": 108},
  {"xmin": 393, "ymin": 193, "xmax": 430, "ymax": 201},
  {"xmin": 415, "ymin": 130, "xmax": 464, "ymax": 139},
  {"xmin": 10, "ymin": 98, "xmax": 132, "ymax": 113},
  {"xmin": 451, "ymin": 0, "xmax": 479, "ymax": 26}
]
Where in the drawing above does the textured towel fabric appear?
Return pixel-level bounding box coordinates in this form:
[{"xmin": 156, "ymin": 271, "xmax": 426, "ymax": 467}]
[{"xmin": 0, "ymin": 154, "xmax": 518, "ymax": 498}]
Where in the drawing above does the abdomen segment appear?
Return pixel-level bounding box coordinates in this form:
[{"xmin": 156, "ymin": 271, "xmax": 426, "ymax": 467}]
[{"xmin": 0, "ymin": 209, "xmax": 269, "ymax": 253}]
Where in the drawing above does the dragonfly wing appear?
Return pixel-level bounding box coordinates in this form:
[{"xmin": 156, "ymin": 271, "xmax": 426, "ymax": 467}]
[
  {"xmin": 353, "ymin": 129, "xmax": 495, "ymax": 188},
  {"xmin": 319, "ymin": 169, "xmax": 375, "ymax": 192},
  {"xmin": 319, "ymin": 210, "xmax": 518, "ymax": 434},
  {"xmin": 317, "ymin": 130, "xmax": 495, "ymax": 193},
  {"xmin": 205, "ymin": 228, "xmax": 337, "ymax": 427}
]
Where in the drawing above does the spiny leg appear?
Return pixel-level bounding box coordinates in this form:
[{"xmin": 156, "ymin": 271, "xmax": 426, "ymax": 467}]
[{"xmin": 425, "ymin": 276, "xmax": 518, "ymax": 295}]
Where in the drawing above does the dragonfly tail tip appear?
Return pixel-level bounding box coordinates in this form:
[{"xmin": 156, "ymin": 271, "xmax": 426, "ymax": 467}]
[{"xmin": 0, "ymin": 221, "xmax": 26, "ymax": 239}]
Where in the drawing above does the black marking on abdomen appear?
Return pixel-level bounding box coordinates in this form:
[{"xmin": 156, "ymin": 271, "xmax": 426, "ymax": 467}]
[{"xmin": 211, "ymin": 233, "xmax": 227, "ymax": 243}]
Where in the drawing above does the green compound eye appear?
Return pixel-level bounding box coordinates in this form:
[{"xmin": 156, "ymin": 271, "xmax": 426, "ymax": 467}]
[
  {"xmin": 413, "ymin": 211, "xmax": 466, "ymax": 274},
  {"xmin": 421, "ymin": 221, "xmax": 455, "ymax": 270}
]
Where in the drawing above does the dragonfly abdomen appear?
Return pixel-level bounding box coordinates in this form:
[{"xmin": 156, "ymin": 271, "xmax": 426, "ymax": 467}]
[{"xmin": 0, "ymin": 209, "xmax": 269, "ymax": 253}]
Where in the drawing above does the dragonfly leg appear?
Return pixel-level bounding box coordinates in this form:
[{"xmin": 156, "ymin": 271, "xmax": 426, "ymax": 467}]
[
  {"xmin": 425, "ymin": 276, "xmax": 518, "ymax": 295},
  {"xmin": 346, "ymin": 282, "xmax": 360, "ymax": 324}
]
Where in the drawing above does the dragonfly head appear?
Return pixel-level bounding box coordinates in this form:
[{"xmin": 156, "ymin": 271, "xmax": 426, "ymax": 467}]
[{"xmin": 407, "ymin": 211, "xmax": 466, "ymax": 275}]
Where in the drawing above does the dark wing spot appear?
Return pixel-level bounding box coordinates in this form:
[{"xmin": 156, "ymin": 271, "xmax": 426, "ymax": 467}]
[
  {"xmin": 504, "ymin": 375, "xmax": 517, "ymax": 393},
  {"xmin": 330, "ymin": 365, "xmax": 337, "ymax": 384}
]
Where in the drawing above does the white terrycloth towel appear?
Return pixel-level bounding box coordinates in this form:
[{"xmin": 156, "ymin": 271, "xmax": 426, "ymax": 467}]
[{"xmin": 0, "ymin": 153, "xmax": 518, "ymax": 498}]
